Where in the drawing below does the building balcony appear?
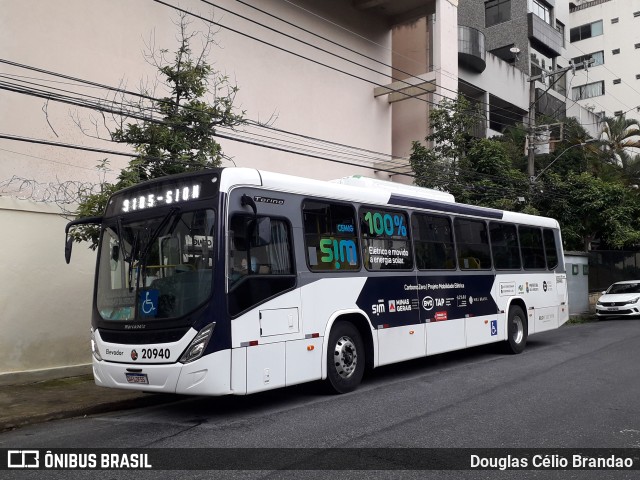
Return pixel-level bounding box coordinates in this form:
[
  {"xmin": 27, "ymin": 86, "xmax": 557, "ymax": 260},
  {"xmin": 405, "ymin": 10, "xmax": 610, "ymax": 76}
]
[
  {"xmin": 458, "ymin": 25, "xmax": 486, "ymax": 73},
  {"xmin": 351, "ymin": 0, "xmax": 435, "ymax": 24},
  {"xmin": 528, "ymin": 13, "xmax": 563, "ymax": 58}
]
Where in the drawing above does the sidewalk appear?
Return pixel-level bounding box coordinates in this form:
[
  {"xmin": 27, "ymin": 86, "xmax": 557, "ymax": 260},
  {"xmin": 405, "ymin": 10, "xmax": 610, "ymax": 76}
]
[{"xmin": 0, "ymin": 375, "xmax": 179, "ymax": 432}]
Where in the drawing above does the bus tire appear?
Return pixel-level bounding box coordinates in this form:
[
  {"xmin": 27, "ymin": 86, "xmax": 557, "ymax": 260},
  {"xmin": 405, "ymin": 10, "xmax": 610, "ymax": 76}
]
[
  {"xmin": 504, "ymin": 305, "xmax": 528, "ymax": 354},
  {"xmin": 325, "ymin": 321, "xmax": 365, "ymax": 394}
]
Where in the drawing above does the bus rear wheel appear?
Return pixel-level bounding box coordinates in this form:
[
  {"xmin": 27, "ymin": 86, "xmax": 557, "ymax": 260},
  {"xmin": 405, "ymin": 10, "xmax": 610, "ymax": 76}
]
[
  {"xmin": 325, "ymin": 322, "xmax": 365, "ymax": 394},
  {"xmin": 505, "ymin": 305, "xmax": 528, "ymax": 354}
]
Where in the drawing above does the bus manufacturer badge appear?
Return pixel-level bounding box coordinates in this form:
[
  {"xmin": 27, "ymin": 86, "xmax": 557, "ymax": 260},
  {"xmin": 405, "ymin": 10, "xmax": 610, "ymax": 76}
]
[
  {"xmin": 254, "ymin": 196, "xmax": 284, "ymax": 205},
  {"xmin": 131, "ymin": 350, "xmax": 138, "ymax": 361}
]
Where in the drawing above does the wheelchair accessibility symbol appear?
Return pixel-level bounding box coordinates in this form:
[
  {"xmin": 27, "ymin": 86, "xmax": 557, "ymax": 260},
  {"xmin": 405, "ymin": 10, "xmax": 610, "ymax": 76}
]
[
  {"xmin": 139, "ymin": 290, "xmax": 159, "ymax": 317},
  {"xmin": 490, "ymin": 319, "xmax": 498, "ymax": 336}
]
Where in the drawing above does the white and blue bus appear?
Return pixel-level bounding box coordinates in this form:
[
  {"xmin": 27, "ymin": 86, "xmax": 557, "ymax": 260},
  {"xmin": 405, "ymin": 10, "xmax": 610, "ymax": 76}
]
[{"xmin": 65, "ymin": 168, "xmax": 568, "ymax": 395}]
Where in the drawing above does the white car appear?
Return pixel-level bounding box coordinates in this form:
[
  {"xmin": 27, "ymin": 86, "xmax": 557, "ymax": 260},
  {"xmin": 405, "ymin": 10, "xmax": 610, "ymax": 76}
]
[{"xmin": 596, "ymin": 281, "xmax": 640, "ymax": 319}]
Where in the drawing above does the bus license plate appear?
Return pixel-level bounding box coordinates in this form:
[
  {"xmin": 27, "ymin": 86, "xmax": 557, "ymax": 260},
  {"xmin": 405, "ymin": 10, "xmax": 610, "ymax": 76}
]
[{"xmin": 125, "ymin": 373, "xmax": 149, "ymax": 385}]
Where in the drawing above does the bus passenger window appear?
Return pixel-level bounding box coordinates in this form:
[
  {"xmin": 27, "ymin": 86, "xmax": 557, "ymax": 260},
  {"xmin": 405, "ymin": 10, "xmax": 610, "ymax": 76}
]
[
  {"xmin": 519, "ymin": 226, "xmax": 546, "ymax": 270},
  {"xmin": 359, "ymin": 207, "xmax": 413, "ymax": 271},
  {"xmin": 302, "ymin": 201, "xmax": 360, "ymax": 271},
  {"xmin": 489, "ymin": 222, "xmax": 521, "ymax": 270},
  {"xmin": 454, "ymin": 218, "xmax": 492, "ymax": 270},
  {"xmin": 543, "ymin": 228, "xmax": 559, "ymax": 270},
  {"xmin": 228, "ymin": 214, "xmax": 295, "ymax": 316},
  {"xmin": 412, "ymin": 213, "xmax": 456, "ymax": 270}
]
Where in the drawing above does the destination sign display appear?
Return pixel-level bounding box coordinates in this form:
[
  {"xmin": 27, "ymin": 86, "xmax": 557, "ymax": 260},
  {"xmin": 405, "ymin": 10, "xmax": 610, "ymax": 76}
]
[
  {"xmin": 121, "ymin": 184, "xmax": 201, "ymax": 213},
  {"xmin": 104, "ymin": 173, "xmax": 219, "ymax": 217}
]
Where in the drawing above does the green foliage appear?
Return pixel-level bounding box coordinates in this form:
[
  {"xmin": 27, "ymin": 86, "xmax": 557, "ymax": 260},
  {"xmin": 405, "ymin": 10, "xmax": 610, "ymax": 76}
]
[
  {"xmin": 410, "ymin": 97, "xmax": 529, "ymax": 212},
  {"xmin": 410, "ymin": 99, "xmax": 640, "ymax": 252},
  {"xmin": 410, "ymin": 96, "xmax": 478, "ymax": 197},
  {"xmin": 463, "ymin": 139, "xmax": 530, "ymax": 211},
  {"xmin": 71, "ymin": 15, "xmax": 244, "ymax": 248},
  {"xmin": 599, "ymin": 115, "xmax": 640, "ymax": 172},
  {"xmin": 537, "ymin": 172, "xmax": 640, "ymax": 250}
]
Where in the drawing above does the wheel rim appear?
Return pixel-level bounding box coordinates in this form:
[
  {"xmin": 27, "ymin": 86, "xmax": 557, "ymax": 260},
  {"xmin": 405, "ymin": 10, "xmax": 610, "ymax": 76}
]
[
  {"xmin": 511, "ymin": 315, "xmax": 524, "ymax": 344},
  {"xmin": 333, "ymin": 335, "xmax": 358, "ymax": 379}
]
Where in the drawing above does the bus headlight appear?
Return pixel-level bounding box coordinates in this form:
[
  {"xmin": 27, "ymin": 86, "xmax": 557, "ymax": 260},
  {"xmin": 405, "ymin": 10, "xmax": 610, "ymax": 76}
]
[
  {"xmin": 180, "ymin": 323, "xmax": 215, "ymax": 364},
  {"xmin": 90, "ymin": 328, "xmax": 103, "ymax": 362}
]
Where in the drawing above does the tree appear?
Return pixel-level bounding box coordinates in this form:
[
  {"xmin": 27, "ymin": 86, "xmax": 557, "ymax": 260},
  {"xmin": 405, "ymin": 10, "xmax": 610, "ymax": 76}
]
[
  {"xmin": 71, "ymin": 13, "xmax": 245, "ymax": 247},
  {"xmin": 464, "ymin": 138, "xmax": 531, "ymax": 212},
  {"xmin": 599, "ymin": 115, "xmax": 640, "ymax": 173},
  {"xmin": 536, "ymin": 172, "xmax": 640, "ymax": 251},
  {"xmin": 410, "ymin": 96, "xmax": 478, "ymax": 198},
  {"xmin": 410, "ymin": 97, "xmax": 531, "ymax": 212}
]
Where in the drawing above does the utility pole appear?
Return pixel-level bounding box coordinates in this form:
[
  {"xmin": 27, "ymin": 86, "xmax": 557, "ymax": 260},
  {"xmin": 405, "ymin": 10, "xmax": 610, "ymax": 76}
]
[{"xmin": 527, "ymin": 59, "xmax": 594, "ymax": 183}]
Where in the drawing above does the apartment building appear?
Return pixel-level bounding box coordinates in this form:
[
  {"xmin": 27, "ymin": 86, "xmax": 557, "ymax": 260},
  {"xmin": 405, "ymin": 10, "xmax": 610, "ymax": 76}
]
[{"xmin": 568, "ymin": 0, "xmax": 640, "ymax": 121}]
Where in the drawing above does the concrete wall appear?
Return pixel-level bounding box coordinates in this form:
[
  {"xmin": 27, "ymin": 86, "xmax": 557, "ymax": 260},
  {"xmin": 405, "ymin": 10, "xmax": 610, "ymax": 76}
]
[
  {"xmin": 0, "ymin": 0, "xmax": 405, "ymax": 377},
  {"xmin": 459, "ymin": 52, "xmax": 531, "ymax": 108},
  {"xmin": 458, "ymin": 0, "xmax": 532, "ymax": 73},
  {"xmin": 565, "ymin": 251, "xmax": 590, "ymax": 315},
  {"xmin": 0, "ymin": 0, "xmax": 394, "ymax": 186},
  {"xmin": 0, "ymin": 198, "xmax": 95, "ymax": 375}
]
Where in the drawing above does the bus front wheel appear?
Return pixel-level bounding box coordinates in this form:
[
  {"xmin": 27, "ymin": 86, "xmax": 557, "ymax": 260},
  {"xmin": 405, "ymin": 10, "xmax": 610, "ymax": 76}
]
[
  {"xmin": 505, "ymin": 305, "xmax": 528, "ymax": 354},
  {"xmin": 325, "ymin": 322, "xmax": 365, "ymax": 394}
]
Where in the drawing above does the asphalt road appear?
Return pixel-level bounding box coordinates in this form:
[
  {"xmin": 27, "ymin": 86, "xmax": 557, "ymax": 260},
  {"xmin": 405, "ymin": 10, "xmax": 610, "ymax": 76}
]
[{"xmin": 2, "ymin": 319, "xmax": 640, "ymax": 479}]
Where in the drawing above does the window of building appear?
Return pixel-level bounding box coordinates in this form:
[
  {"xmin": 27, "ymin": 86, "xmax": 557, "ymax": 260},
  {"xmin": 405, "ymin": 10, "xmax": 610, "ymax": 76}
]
[
  {"xmin": 611, "ymin": 18, "xmax": 619, "ymax": 24},
  {"xmin": 553, "ymin": 64, "xmax": 567, "ymax": 96},
  {"xmin": 555, "ymin": 20, "xmax": 565, "ymax": 46},
  {"xmin": 302, "ymin": 201, "xmax": 359, "ymax": 272},
  {"xmin": 570, "ymin": 20, "xmax": 603, "ymax": 42},
  {"xmin": 454, "ymin": 218, "xmax": 492, "ymax": 270},
  {"xmin": 529, "ymin": 0, "xmax": 551, "ymax": 24},
  {"xmin": 485, "ymin": 0, "xmax": 511, "ymax": 27},
  {"xmin": 572, "ymin": 81, "xmax": 605, "ymax": 100},
  {"xmin": 412, "ymin": 213, "xmax": 456, "ymax": 270},
  {"xmin": 613, "ymin": 79, "xmax": 621, "ymax": 85},
  {"xmin": 612, "ymin": 48, "xmax": 620, "ymax": 55},
  {"xmin": 572, "ymin": 51, "xmax": 604, "ymax": 69},
  {"xmin": 530, "ymin": 46, "xmax": 554, "ymax": 78}
]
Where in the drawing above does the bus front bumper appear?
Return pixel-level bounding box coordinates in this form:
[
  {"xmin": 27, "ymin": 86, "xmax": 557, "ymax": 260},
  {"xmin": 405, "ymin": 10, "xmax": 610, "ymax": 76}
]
[{"xmin": 92, "ymin": 350, "xmax": 232, "ymax": 396}]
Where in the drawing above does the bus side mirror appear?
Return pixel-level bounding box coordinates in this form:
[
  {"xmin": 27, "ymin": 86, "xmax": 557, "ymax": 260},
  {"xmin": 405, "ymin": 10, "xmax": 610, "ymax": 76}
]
[
  {"xmin": 64, "ymin": 215, "xmax": 103, "ymax": 264},
  {"xmin": 65, "ymin": 237, "xmax": 74, "ymax": 265}
]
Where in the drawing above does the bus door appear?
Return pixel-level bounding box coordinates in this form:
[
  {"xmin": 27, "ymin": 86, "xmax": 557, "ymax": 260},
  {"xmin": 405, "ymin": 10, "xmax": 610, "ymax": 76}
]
[{"xmin": 227, "ymin": 188, "xmax": 300, "ymax": 394}]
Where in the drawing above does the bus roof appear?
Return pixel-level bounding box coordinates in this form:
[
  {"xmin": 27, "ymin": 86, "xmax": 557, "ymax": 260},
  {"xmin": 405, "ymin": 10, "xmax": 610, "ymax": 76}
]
[{"xmin": 221, "ymin": 167, "xmax": 560, "ymax": 228}]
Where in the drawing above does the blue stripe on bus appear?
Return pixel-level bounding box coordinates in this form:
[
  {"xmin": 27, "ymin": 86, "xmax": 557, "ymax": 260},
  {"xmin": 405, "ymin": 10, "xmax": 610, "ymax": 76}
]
[{"xmin": 388, "ymin": 194, "xmax": 504, "ymax": 219}]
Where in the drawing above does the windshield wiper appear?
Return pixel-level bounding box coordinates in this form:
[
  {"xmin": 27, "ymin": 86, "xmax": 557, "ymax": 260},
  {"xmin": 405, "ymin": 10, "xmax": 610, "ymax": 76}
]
[
  {"xmin": 135, "ymin": 207, "xmax": 180, "ymax": 291},
  {"xmin": 128, "ymin": 230, "xmax": 140, "ymax": 293}
]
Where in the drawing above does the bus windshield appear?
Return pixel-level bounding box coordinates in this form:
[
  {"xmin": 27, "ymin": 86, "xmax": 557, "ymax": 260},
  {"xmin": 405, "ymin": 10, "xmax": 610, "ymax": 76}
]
[{"xmin": 96, "ymin": 208, "xmax": 215, "ymax": 321}]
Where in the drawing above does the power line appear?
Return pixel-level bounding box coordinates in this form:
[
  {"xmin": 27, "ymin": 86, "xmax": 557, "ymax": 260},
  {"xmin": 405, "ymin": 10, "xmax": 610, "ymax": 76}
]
[{"xmin": 155, "ymin": 0, "xmax": 526, "ymax": 131}]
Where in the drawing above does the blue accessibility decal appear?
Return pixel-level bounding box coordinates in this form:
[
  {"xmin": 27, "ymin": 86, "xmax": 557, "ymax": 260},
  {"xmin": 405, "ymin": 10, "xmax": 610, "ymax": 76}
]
[{"xmin": 139, "ymin": 289, "xmax": 159, "ymax": 317}]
